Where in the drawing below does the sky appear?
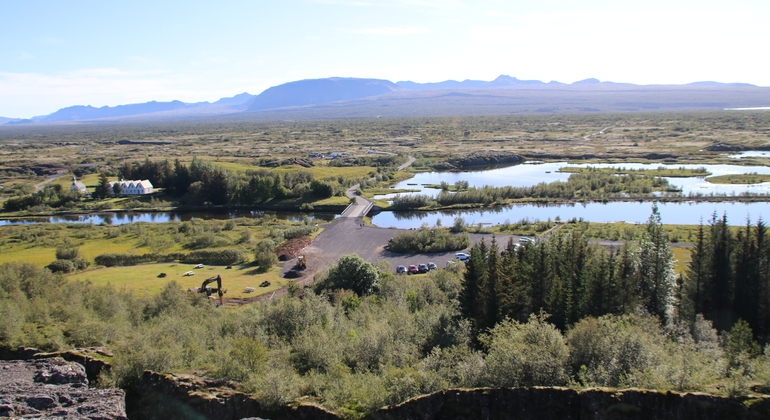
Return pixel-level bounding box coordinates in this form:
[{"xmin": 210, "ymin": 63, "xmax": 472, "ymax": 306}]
[{"xmin": 1, "ymin": 0, "xmax": 768, "ymax": 118}]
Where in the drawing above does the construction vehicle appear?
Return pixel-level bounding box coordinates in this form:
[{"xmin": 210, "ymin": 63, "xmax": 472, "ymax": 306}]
[
  {"xmin": 199, "ymin": 275, "xmax": 226, "ymax": 306},
  {"xmin": 296, "ymin": 255, "xmax": 307, "ymax": 269}
]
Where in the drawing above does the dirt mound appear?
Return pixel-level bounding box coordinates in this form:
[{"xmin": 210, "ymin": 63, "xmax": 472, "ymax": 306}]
[
  {"xmin": 274, "ymin": 236, "xmax": 313, "ymax": 259},
  {"xmin": 284, "ymin": 270, "xmax": 302, "ymax": 279}
]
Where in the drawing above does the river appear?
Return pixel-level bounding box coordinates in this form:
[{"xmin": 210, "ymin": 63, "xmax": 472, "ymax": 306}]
[{"xmin": 0, "ymin": 210, "xmax": 338, "ymax": 226}]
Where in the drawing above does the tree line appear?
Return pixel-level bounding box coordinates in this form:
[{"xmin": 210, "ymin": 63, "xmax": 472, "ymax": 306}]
[
  {"xmin": 459, "ymin": 206, "xmax": 770, "ymax": 347},
  {"xmin": 685, "ymin": 214, "xmax": 770, "ymax": 339},
  {"xmin": 459, "ymin": 206, "xmax": 676, "ymax": 333}
]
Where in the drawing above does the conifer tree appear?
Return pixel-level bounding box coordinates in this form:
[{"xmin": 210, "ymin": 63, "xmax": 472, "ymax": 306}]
[
  {"xmin": 482, "ymin": 237, "xmax": 501, "ymax": 330},
  {"xmin": 709, "ymin": 213, "xmax": 734, "ymax": 330},
  {"xmin": 460, "ymin": 240, "xmax": 488, "ymax": 332},
  {"xmin": 93, "ymin": 172, "xmax": 111, "ymax": 199},
  {"xmin": 685, "ymin": 222, "xmax": 710, "ymax": 322},
  {"xmin": 498, "ymin": 238, "xmax": 530, "ymax": 322},
  {"xmin": 638, "ymin": 205, "xmax": 678, "ymax": 324}
]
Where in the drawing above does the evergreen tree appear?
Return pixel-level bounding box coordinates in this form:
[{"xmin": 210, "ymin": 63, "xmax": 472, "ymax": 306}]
[
  {"xmin": 93, "ymin": 172, "xmax": 111, "ymax": 199},
  {"xmin": 482, "ymin": 237, "xmax": 501, "ymax": 330},
  {"xmin": 638, "ymin": 205, "xmax": 678, "ymax": 324},
  {"xmin": 460, "ymin": 240, "xmax": 488, "ymax": 332},
  {"xmin": 684, "ymin": 222, "xmax": 710, "ymax": 322},
  {"xmin": 733, "ymin": 221, "xmax": 756, "ymax": 330},
  {"xmin": 169, "ymin": 159, "xmax": 191, "ymax": 196},
  {"xmin": 614, "ymin": 243, "xmax": 640, "ymax": 314},
  {"xmin": 498, "ymin": 238, "xmax": 530, "ymax": 322},
  {"xmin": 709, "ymin": 213, "xmax": 734, "ymax": 330}
]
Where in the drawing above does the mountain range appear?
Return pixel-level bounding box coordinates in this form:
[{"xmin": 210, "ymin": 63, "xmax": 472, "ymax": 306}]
[{"xmin": 3, "ymin": 75, "xmax": 769, "ymax": 124}]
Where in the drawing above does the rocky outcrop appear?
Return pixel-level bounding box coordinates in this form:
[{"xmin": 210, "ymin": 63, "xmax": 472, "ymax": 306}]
[
  {"xmin": 373, "ymin": 387, "xmax": 770, "ymax": 420},
  {"xmin": 434, "ymin": 151, "xmax": 525, "ymax": 170},
  {"xmin": 0, "ymin": 358, "xmax": 126, "ymax": 419},
  {"xmin": 135, "ymin": 371, "xmax": 337, "ymax": 420},
  {"xmin": 0, "ymin": 346, "xmax": 113, "ymax": 384},
  {"xmin": 136, "ymin": 372, "xmax": 770, "ymax": 420}
]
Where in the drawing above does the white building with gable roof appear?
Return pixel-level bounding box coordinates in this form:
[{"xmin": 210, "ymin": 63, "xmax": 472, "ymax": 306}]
[{"xmin": 109, "ymin": 179, "xmax": 154, "ymax": 195}]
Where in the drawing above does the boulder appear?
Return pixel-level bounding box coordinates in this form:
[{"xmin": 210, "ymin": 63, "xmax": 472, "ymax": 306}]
[{"xmin": 0, "ymin": 358, "xmax": 126, "ymax": 419}]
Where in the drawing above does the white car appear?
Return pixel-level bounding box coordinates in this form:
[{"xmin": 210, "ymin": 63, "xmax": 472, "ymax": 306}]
[
  {"xmin": 455, "ymin": 252, "xmax": 470, "ymax": 261},
  {"xmin": 194, "ymin": 264, "xmax": 205, "ymax": 269},
  {"xmin": 184, "ymin": 271, "xmax": 195, "ymax": 276}
]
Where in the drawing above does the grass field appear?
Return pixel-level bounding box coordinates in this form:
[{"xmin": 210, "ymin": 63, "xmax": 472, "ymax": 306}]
[{"xmin": 68, "ymin": 263, "xmax": 289, "ymax": 298}]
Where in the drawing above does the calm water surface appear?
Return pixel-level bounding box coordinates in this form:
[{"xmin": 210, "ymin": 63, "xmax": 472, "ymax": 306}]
[
  {"xmin": 370, "ymin": 159, "xmax": 770, "ymax": 228},
  {"xmin": 3, "ymin": 160, "xmax": 769, "ymax": 228},
  {"xmin": 370, "ymin": 201, "xmax": 770, "ymax": 229},
  {"xmin": 0, "ymin": 210, "xmax": 338, "ymax": 226}
]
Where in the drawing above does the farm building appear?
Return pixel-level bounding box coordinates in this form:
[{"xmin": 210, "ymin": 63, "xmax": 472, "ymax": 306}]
[{"xmin": 109, "ymin": 179, "xmax": 154, "ymax": 195}]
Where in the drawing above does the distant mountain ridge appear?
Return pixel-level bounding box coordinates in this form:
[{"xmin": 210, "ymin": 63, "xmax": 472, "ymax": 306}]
[
  {"xmin": 396, "ymin": 74, "xmax": 564, "ymax": 89},
  {"xmin": 2, "ymin": 76, "xmax": 768, "ymax": 124},
  {"xmin": 246, "ymin": 77, "xmax": 399, "ymax": 111}
]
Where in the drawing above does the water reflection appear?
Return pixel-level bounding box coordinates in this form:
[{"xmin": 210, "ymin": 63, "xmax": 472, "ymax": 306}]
[
  {"xmin": 372, "ymin": 201, "xmax": 770, "ymax": 229},
  {"xmin": 0, "ymin": 210, "xmax": 338, "ymax": 226}
]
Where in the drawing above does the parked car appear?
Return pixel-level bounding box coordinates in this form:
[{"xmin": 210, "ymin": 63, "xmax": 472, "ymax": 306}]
[
  {"xmin": 396, "ymin": 265, "xmax": 407, "ymax": 274},
  {"xmin": 194, "ymin": 264, "xmax": 205, "ymax": 269},
  {"xmin": 455, "ymin": 252, "xmax": 470, "ymax": 261},
  {"xmin": 418, "ymin": 263, "xmax": 429, "ymax": 273},
  {"xmin": 519, "ymin": 237, "xmax": 533, "ymax": 244},
  {"xmin": 427, "ymin": 262, "xmax": 437, "ymax": 270},
  {"xmin": 408, "ymin": 265, "xmax": 419, "ymax": 274}
]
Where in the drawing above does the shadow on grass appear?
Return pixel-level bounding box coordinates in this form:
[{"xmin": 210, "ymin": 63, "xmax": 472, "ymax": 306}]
[{"xmin": 244, "ymin": 266, "xmax": 270, "ymax": 275}]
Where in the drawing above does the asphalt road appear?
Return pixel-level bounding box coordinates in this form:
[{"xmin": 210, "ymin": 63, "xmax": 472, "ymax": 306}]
[{"xmin": 285, "ymin": 215, "xmax": 517, "ymax": 279}]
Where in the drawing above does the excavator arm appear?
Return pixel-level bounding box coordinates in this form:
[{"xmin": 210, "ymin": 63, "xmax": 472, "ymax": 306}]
[{"xmin": 199, "ymin": 275, "xmax": 225, "ymax": 306}]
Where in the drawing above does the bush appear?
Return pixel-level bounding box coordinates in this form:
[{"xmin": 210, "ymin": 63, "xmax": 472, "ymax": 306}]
[
  {"xmin": 253, "ymin": 240, "xmax": 278, "ymax": 270},
  {"xmin": 46, "ymin": 259, "xmax": 76, "ymax": 274},
  {"xmin": 94, "ymin": 249, "xmax": 247, "ymax": 267},
  {"xmin": 482, "ymin": 314, "xmax": 568, "ymax": 387},
  {"xmin": 282, "ymin": 224, "xmax": 318, "ymax": 240},
  {"xmin": 184, "ymin": 249, "xmax": 248, "ymax": 265},
  {"xmin": 316, "ymin": 254, "xmax": 380, "ymax": 296},
  {"xmin": 567, "ymin": 313, "xmax": 666, "ymax": 387},
  {"xmin": 388, "ymin": 228, "xmax": 470, "ymax": 254}
]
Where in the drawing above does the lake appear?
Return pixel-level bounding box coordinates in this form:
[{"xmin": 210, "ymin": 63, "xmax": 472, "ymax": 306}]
[
  {"xmin": 370, "ymin": 201, "xmax": 770, "ymax": 229},
  {"xmin": 370, "ymin": 160, "xmax": 770, "ymax": 228}
]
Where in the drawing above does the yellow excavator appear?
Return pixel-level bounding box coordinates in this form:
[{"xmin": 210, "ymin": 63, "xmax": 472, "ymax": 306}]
[
  {"xmin": 199, "ymin": 275, "xmax": 226, "ymax": 306},
  {"xmin": 296, "ymin": 255, "xmax": 307, "ymax": 269}
]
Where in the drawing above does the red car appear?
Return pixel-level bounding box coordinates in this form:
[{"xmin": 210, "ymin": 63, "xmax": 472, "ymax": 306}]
[{"xmin": 408, "ymin": 265, "xmax": 419, "ymax": 275}]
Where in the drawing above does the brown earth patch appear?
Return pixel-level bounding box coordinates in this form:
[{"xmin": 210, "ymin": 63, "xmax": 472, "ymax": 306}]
[{"xmin": 274, "ymin": 236, "xmax": 313, "ymax": 260}]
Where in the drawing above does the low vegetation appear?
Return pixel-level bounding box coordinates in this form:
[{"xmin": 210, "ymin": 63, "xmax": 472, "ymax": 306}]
[
  {"xmin": 387, "ymin": 228, "xmax": 470, "ymax": 254},
  {"xmin": 707, "ymin": 174, "xmax": 770, "ymax": 184},
  {"xmin": 559, "ymin": 166, "xmax": 712, "ymax": 177},
  {"xmin": 3, "ymin": 208, "xmax": 770, "ymax": 417},
  {"xmin": 2, "ymin": 111, "xmax": 770, "ymax": 417}
]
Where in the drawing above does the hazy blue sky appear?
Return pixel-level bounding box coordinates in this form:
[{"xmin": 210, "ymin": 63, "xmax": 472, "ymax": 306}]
[{"xmin": 2, "ymin": 0, "xmax": 768, "ymax": 118}]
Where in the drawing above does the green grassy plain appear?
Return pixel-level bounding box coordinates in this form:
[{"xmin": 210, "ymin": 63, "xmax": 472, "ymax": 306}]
[{"xmin": 68, "ymin": 263, "xmax": 286, "ymax": 298}]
